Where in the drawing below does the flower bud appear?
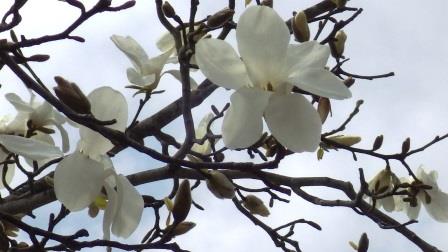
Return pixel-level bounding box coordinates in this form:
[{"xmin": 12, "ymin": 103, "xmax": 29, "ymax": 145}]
[
  {"xmin": 172, "ymin": 180, "xmax": 192, "ymax": 223},
  {"xmin": 372, "ymin": 135, "xmax": 383, "ymax": 151},
  {"xmin": 162, "ymin": 1, "xmax": 176, "ymax": 18},
  {"xmin": 27, "ymin": 54, "xmax": 50, "ymax": 62},
  {"xmin": 164, "ymin": 197, "xmax": 174, "ymax": 211},
  {"xmin": 54, "ymin": 76, "xmax": 91, "ymax": 114},
  {"xmin": 88, "ymin": 204, "xmax": 99, "ymax": 218},
  {"xmin": 344, "ymin": 77, "xmax": 355, "ymax": 87},
  {"xmin": 206, "ymin": 170, "xmax": 235, "ymax": 199},
  {"xmin": 207, "ymin": 8, "xmax": 235, "ymax": 29},
  {"xmin": 261, "ymin": 0, "xmax": 273, "ymax": 7},
  {"xmin": 369, "ymin": 168, "xmax": 392, "ymax": 194},
  {"xmin": 401, "ymin": 137, "xmax": 410, "ymax": 154},
  {"xmin": 331, "ymin": 0, "xmax": 347, "ymax": 8},
  {"xmin": 331, "ymin": 30, "xmax": 347, "ymax": 58},
  {"xmin": 242, "ymin": 194, "xmax": 270, "ymax": 217},
  {"xmin": 292, "ymin": 11, "xmax": 310, "ymax": 42},
  {"xmin": 317, "ymin": 147, "xmax": 324, "ymax": 160},
  {"xmin": 357, "ymin": 233, "xmax": 369, "ymax": 252},
  {"xmin": 171, "ymin": 221, "xmax": 196, "ymax": 236},
  {"xmin": 317, "ymin": 97, "xmax": 331, "ymax": 123},
  {"xmin": 327, "ymin": 135, "xmax": 361, "ymax": 147}
]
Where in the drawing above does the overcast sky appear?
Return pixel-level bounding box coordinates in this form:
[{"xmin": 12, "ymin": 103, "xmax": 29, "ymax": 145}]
[{"xmin": 0, "ymin": 0, "xmax": 447, "ymax": 251}]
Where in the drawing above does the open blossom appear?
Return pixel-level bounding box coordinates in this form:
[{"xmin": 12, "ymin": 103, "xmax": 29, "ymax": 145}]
[
  {"xmin": 368, "ymin": 168, "xmax": 398, "ymax": 212},
  {"xmin": 395, "ymin": 166, "xmax": 448, "ymax": 222},
  {"xmin": 54, "ymin": 87, "xmax": 143, "ymax": 239},
  {"xmin": 195, "ymin": 6, "xmax": 351, "ymax": 152}
]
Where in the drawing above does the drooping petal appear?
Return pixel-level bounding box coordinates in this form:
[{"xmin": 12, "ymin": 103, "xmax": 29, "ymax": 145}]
[
  {"xmin": 140, "ymin": 48, "xmax": 173, "ymax": 76},
  {"xmin": 126, "ymin": 68, "xmax": 156, "ymax": 87},
  {"xmin": 156, "ymin": 32, "xmax": 175, "ymax": 53},
  {"xmin": 111, "ymin": 175, "xmax": 144, "ymax": 238},
  {"xmin": 285, "ymin": 42, "xmax": 330, "ymax": 72},
  {"xmin": 111, "ymin": 35, "xmax": 148, "ymax": 70},
  {"xmin": 191, "ymin": 113, "xmax": 214, "ymax": 155},
  {"xmin": 54, "ymin": 152, "xmax": 105, "ymax": 211},
  {"xmin": 424, "ymin": 190, "xmax": 448, "ymax": 222},
  {"xmin": 103, "ymin": 180, "xmax": 118, "ymax": 241},
  {"xmin": 0, "ymin": 135, "xmax": 63, "ymax": 161},
  {"xmin": 380, "ymin": 196, "xmax": 396, "ymax": 212},
  {"xmin": 79, "ymin": 87, "xmax": 128, "ymax": 157},
  {"xmin": 264, "ymin": 93, "xmax": 322, "ymax": 152},
  {"xmin": 5, "ymin": 93, "xmax": 33, "ymax": 112},
  {"xmin": 288, "ymin": 68, "xmax": 351, "ymax": 99},
  {"xmin": 24, "ymin": 132, "xmax": 56, "ymax": 167},
  {"xmin": 222, "ymin": 88, "xmax": 270, "ymax": 149},
  {"xmin": 405, "ymin": 201, "xmax": 421, "ymax": 220},
  {"xmin": 236, "ymin": 6, "xmax": 290, "ymax": 87},
  {"xmin": 54, "ymin": 123, "xmax": 70, "ymax": 153},
  {"xmin": 195, "ymin": 38, "xmax": 250, "ymax": 90}
]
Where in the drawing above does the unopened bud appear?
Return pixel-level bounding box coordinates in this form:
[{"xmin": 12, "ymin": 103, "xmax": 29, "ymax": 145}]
[
  {"xmin": 162, "ymin": 1, "xmax": 176, "ymax": 18},
  {"xmin": 206, "ymin": 170, "xmax": 235, "ymax": 199},
  {"xmin": 401, "ymin": 137, "xmax": 410, "ymax": 154},
  {"xmin": 327, "ymin": 135, "xmax": 361, "ymax": 147},
  {"xmin": 261, "ymin": 0, "xmax": 273, "ymax": 7},
  {"xmin": 357, "ymin": 233, "xmax": 369, "ymax": 252},
  {"xmin": 292, "ymin": 11, "xmax": 310, "ymax": 42},
  {"xmin": 372, "ymin": 135, "xmax": 383, "ymax": 151},
  {"xmin": 207, "ymin": 8, "xmax": 235, "ymax": 28},
  {"xmin": 242, "ymin": 195, "xmax": 270, "ymax": 217},
  {"xmin": 349, "ymin": 240, "xmax": 358, "ymax": 250},
  {"xmin": 172, "ymin": 180, "xmax": 192, "ymax": 223},
  {"xmin": 317, "ymin": 97, "xmax": 331, "ymax": 123},
  {"xmin": 88, "ymin": 204, "xmax": 99, "ymax": 218},
  {"xmin": 164, "ymin": 197, "xmax": 174, "ymax": 211},
  {"xmin": 317, "ymin": 147, "xmax": 324, "ymax": 160},
  {"xmin": 213, "ymin": 152, "xmax": 225, "ymax": 162},
  {"xmin": 27, "ymin": 54, "xmax": 50, "ymax": 62},
  {"xmin": 331, "ymin": 0, "xmax": 347, "ymax": 8},
  {"xmin": 331, "ymin": 30, "xmax": 347, "ymax": 58},
  {"xmin": 344, "ymin": 77, "xmax": 355, "ymax": 87},
  {"xmin": 54, "ymin": 76, "xmax": 91, "ymax": 114},
  {"xmin": 171, "ymin": 221, "xmax": 196, "ymax": 236}
]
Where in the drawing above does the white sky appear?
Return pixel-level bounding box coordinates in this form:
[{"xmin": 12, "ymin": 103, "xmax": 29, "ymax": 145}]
[{"xmin": 0, "ymin": 0, "xmax": 447, "ymax": 251}]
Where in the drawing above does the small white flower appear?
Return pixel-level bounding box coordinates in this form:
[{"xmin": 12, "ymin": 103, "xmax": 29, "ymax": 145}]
[
  {"xmin": 395, "ymin": 166, "xmax": 448, "ymax": 222},
  {"xmin": 367, "ymin": 168, "xmax": 398, "ymax": 212},
  {"xmin": 54, "ymin": 87, "xmax": 144, "ymax": 239},
  {"xmin": 195, "ymin": 6, "xmax": 351, "ymax": 152}
]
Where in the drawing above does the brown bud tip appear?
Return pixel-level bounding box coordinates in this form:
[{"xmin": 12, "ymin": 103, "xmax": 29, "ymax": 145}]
[
  {"xmin": 372, "ymin": 135, "xmax": 383, "ymax": 151},
  {"xmin": 172, "ymin": 180, "xmax": 192, "ymax": 223},
  {"xmin": 401, "ymin": 137, "xmax": 411, "ymax": 154},
  {"xmin": 357, "ymin": 233, "xmax": 369, "ymax": 252},
  {"xmin": 344, "ymin": 77, "xmax": 355, "ymax": 87},
  {"xmin": 162, "ymin": 1, "xmax": 176, "ymax": 18},
  {"xmin": 261, "ymin": 0, "xmax": 273, "ymax": 7},
  {"xmin": 331, "ymin": 0, "xmax": 347, "ymax": 8},
  {"xmin": 207, "ymin": 8, "xmax": 235, "ymax": 29},
  {"xmin": 54, "ymin": 76, "xmax": 91, "ymax": 114},
  {"xmin": 27, "ymin": 54, "xmax": 50, "ymax": 62},
  {"xmin": 292, "ymin": 11, "xmax": 310, "ymax": 42}
]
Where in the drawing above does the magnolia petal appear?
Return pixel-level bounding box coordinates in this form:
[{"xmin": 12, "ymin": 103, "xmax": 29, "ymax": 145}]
[
  {"xmin": 264, "ymin": 93, "xmax": 322, "ymax": 152},
  {"xmin": 156, "ymin": 32, "xmax": 175, "ymax": 53},
  {"xmin": 24, "ymin": 132, "xmax": 56, "ymax": 167},
  {"xmin": 381, "ymin": 196, "xmax": 395, "ymax": 212},
  {"xmin": 405, "ymin": 201, "xmax": 421, "ymax": 220},
  {"xmin": 236, "ymin": 6, "xmax": 290, "ymax": 87},
  {"xmin": 163, "ymin": 70, "xmax": 198, "ymax": 90},
  {"xmin": 140, "ymin": 48, "xmax": 173, "ymax": 76},
  {"xmin": 285, "ymin": 42, "xmax": 330, "ymax": 72},
  {"xmin": 191, "ymin": 113, "xmax": 214, "ymax": 155},
  {"xmin": 111, "ymin": 35, "xmax": 148, "ymax": 70},
  {"xmin": 5, "ymin": 93, "xmax": 33, "ymax": 112},
  {"xmin": 195, "ymin": 38, "xmax": 250, "ymax": 90},
  {"xmin": 54, "ymin": 123, "xmax": 70, "ymax": 153},
  {"xmin": 31, "ymin": 102, "xmax": 53, "ymax": 126},
  {"xmin": 222, "ymin": 88, "xmax": 270, "ymax": 149},
  {"xmin": 0, "ymin": 135, "xmax": 63, "ymax": 161},
  {"xmin": 111, "ymin": 175, "xmax": 144, "ymax": 238},
  {"xmin": 0, "ymin": 149, "xmax": 14, "ymax": 188},
  {"xmin": 126, "ymin": 68, "xmax": 156, "ymax": 87},
  {"xmin": 79, "ymin": 87, "xmax": 128, "ymax": 157},
  {"xmin": 424, "ymin": 190, "xmax": 448, "ymax": 222},
  {"xmin": 54, "ymin": 152, "xmax": 105, "ymax": 211},
  {"xmin": 289, "ymin": 68, "xmax": 351, "ymax": 100},
  {"xmin": 103, "ymin": 181, "xmax": 118, "ymax": 240}
]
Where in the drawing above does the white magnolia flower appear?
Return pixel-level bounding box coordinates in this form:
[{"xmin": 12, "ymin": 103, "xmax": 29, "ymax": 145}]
[
  {"xmin": 395, "ymin": 166, "xmax": 448, "ymax": 222},
  {"xmin": 4, "ymin": 91, "xmax": 69, "ymax": 152},
  {"xmin": 111, "ymin": 35, "xmax": 197, "ymax": 91},
  {"xmin": 190, "ymin": 113, "xmax": 214, "ymax": 159},
  {"xmin": 195, "ymin": 6, "xmax": 351, "ymax": 152},
  {"xmin": 368, "ymin": 168, "xmax": 398, "ymax": 212},
  {"xmin": 54, "ymin": 87, "xmax": 144, "ymax": 239}
]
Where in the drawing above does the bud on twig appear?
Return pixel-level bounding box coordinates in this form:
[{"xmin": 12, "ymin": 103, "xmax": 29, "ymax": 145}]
[
  {"xmin": 317, "ymin": 97, "xmax": 331, "ymax": 123},
  {"xmin": 242, "ymin": 195, "xmax": 270, "ymax": 217},
  {"xmin": 170, "ymin": 221, "xmax": 196, "ymax": 236},
  {"xmin": 331, "ymin": 30, "xmax": 347, "ymax": 58},
  {"xmin": 206, "ymin": 170, "xmax": 235, "ymax": 199},
  {"xmin": 172, "ymin": 180, "xmax": 192, "ymax": 223},
  {"xmin": 344, "ymin": 77, "xmax": 355, "ymax": 87},
  {"xmin": 261, "ymin": 0, "xmax": 273, "ymax": 7},
  {"xmin": 162, "ymin": 1, "xmax": 176, "ymax": 18},
  {"xmin": 357, "ymin": 233, "xmax": 369, "ymax": 252},
  {"xmin": 327, "ymin": 135, "xmax": 361, "ymax": 147},
  {"xmin": 54, "ymin": 76, "xmax": 91, "ymax": 114},
  {"xmin": 292, "ymin": 11, "xmax": 310, "ymax": 42},
  {"xmin": 372, "ymin": 135, "xmax": 383, "ymax": 151},
  {"xmin": 207, "ymin": 8, "xmax": 235, "ymax": 29},
  {"xmin": 401, "ymin": 137, "xmax": 410, "ymax": 154}
]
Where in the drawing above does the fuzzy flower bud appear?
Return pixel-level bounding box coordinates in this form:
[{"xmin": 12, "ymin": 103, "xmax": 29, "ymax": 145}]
[
  {"xmin": 207, "ymin": 8, "xmax": 235, "ymax": 28},
  {"xmin": 331, "ymin": 30, "xmax": 347, "ymax": 58},
  {"xmin": 327, "ymin": 135, "xmax": 361, "ymax": 147},
  {"xmin": 172, "ymin": 180, "xmax": 192, "ymax": 223},
  {"xmin": 292, "ymin": 11, "xmax": 310, "ymax": 42},
  {"xmin": 206, "ymin": 170, "xmax": 235, "ymax": 199},
  {"xmin": 242, "ymin": 194, "xmax": 270, "ymax": 217},
  {"xmin": 54, "ymin": 76, "xmax": 91, "ymax": 114},
  {"xmin": 162, "ymin": 1, "xmax": 176, "ymax": 18}
]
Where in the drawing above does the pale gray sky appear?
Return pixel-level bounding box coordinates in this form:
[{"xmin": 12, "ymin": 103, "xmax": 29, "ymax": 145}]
[{"xmin": 0, "ymin": 0, "xmax": 447, "ymax": 251}]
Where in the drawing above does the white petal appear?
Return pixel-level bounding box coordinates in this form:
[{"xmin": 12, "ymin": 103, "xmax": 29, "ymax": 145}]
[
  {"xmin": 156, "ymin": 32, "xmax": 175, "ymax": 52},
  {"xmin": 288, "ymin": 68, "xmax": 351, "ymax": 99},
  {"xmin": 24, "ymin": 132, "xmax": 55, "ymax": 167},
  {"xmin": 0, "ymin": 135, "xmax": 63, "ymax": 161},
  {"xmin": 111, "ymin": 35, "xmax": 148, "ymax": 70},
  {"xmin": 126, "ymin": 68, "xmax": 156, "ymax": 87},
  {"xmin": 380, "ymin": 196, "xmax": 395, "ymax": 212},
  {"xmin": 285, "ymin": 42, "xmax": 330, "ymax": 71},
  {"xmin": 264, "ymin": 93, "xmax": 322, "ymax": 152},
  {"xmin": 424, "ymin": 190, "xmax": 448, "ymax": 222},
  {"xmin": 191, "ymin": 113, "xmax": 214, "ymax": 155},
  {"xmin": 163, "ymin": 70, "xmax": 198, "ymax": 90},
  {"xmin": 30, "ymin": 102, "xmax": 53, "ymax": 127},
  {"xmin": 236, "ymin": 6, "xmax": 290, "ymax": 87},
  {"xmin": 405, "ymin": 201, "xmax": 421, "ymax": 220},
  {"xmin": 111, "ymin": 175, "xmax": 143, "ymax": 238},
  {"xmin": 5, "ymin": 93, "xmax": 33, "ymax": 112},
  {"xmin": 79, "ymin": 87, "xmax": 128, "ymax": 157},
  {"xmin": 140, "ymin": 48, "xmax": 173, "ymax": 76},
  {"xmin": 54, "ymin": 123, "xmax": 70, "ymax": 153},
  {"xmin": 54, "ymin": 152, "xmax": 105, "ymax": 211},
  {"xmin": 222, "ymin": 88, "xmax": 270, "ymax": 149},
  {"xmin": 0, "ymin": 149, "xmax": 14, "ymax": 188},
  {"xmin": 103, "ymin": 181, "xmax": 118, "ymax": 240},
  {"xmin": 195, "ymin": 38, "xmax": 250, "ymax": 90}
]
